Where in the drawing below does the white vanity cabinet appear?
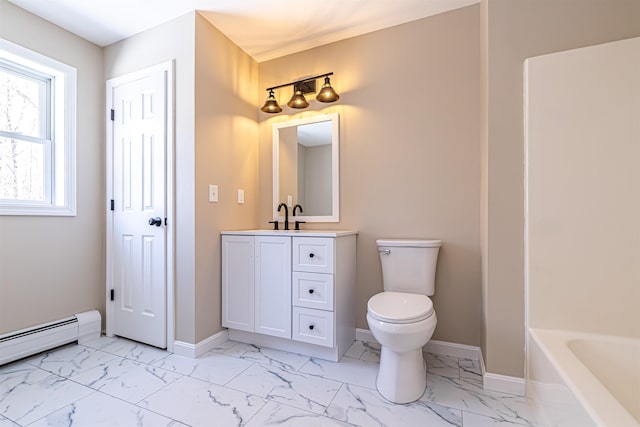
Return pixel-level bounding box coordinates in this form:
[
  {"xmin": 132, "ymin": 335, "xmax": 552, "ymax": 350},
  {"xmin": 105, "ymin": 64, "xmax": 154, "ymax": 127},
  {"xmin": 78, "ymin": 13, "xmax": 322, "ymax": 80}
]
[
  {"xmin": 221, "ymin": 235, "xmax": 291, "ymax": 339},
  {"xmin": 221, "ymin": 230, "xmax": 357, "ymax": 361}
]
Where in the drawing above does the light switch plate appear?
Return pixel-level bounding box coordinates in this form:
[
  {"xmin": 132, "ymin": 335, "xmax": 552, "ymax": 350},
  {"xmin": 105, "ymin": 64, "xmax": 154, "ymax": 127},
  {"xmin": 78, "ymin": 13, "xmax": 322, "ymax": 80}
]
[
  {"xmin": 237, "ymin": 189, "xmax": 245, "ymax": 204},
  {"xmin": 209, "ymin": 184, "xmax": 218, "ymax": 202}
]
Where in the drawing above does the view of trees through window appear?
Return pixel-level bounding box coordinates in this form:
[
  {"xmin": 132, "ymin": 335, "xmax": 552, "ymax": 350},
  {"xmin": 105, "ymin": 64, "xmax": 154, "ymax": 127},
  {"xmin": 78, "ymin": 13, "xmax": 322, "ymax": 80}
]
[{"xmin": 0, "ymin": 66, "xmax": 47, "ymax": 202}]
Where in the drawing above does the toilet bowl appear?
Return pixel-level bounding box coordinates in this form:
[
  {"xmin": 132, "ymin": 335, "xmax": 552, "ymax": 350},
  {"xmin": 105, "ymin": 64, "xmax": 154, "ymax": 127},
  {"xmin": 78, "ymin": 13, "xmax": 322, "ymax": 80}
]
[
  {"xmin": 366, "ymin": 239, "xmax": 441, "ymax": 404},
  {"xmin": 367, "ymin": 292, "xmax": 437, "ymax": 403}
]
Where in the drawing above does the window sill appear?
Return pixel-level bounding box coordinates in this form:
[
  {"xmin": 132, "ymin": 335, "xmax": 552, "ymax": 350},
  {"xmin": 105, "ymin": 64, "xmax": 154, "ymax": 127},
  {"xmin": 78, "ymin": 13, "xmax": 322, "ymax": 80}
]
[{"xmin": 0, "ymin": 205, "xmax": 77, "ymax": 216}]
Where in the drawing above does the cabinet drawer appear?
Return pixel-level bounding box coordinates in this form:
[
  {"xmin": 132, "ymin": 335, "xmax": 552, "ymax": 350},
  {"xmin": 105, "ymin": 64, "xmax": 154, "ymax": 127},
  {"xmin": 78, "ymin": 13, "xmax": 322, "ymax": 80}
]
[
  {"xmin": 293, "ymin": 272, "xmax": 334, "ymax": 311},
  {"xmin": 292, "ymin": 307, "xmax": 334, "ymax": 348},
  {"xmin": 293, "ymin": 237, "xmax": 334, "ymax": 273}
]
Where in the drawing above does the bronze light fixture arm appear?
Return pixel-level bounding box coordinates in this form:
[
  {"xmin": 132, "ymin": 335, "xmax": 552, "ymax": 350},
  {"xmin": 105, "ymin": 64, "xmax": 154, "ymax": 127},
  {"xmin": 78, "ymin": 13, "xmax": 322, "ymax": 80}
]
[{"xmin": 265, "ymin": 72, "xmax": 334, "ymax": 92}]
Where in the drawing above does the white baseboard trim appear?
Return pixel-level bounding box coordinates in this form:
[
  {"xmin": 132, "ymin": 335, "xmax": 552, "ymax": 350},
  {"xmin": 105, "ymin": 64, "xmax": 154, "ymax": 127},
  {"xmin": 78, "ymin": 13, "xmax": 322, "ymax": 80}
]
[
  {"xmin": 479, "ymin": 349, "xmax": 525, "ymax": 396},
  {"xmin": 483, "ymin": 372, "xmax": 526, "ymax": 396},
  {"xmin": 356, "ymin": 328, "xmax": 481, "ymax": 360},
  {"xmin": 479, "ymin": 345, "xmax": 486, "ymax": 376},
  {"xmin": 425, "ymin": 340, "xmax": 481, "ymax": 360},
  {"xmin": 173, "ymin": 329, "xmax": 229, "ymax": 358}
]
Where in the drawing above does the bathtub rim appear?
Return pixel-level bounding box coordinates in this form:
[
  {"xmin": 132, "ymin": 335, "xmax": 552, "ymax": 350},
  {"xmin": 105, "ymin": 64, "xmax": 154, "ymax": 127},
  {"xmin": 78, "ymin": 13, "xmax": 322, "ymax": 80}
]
[{"xmin": 528, "ymin": 328, "xmax": 639, "ymax": 427}]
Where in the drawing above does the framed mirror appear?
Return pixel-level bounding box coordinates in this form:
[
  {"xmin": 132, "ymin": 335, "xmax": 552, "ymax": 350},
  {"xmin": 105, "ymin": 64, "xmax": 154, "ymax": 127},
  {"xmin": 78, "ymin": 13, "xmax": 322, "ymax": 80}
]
[{"xmin": 273, "ymin": 112, "xmax": 339, "ymax": 222}]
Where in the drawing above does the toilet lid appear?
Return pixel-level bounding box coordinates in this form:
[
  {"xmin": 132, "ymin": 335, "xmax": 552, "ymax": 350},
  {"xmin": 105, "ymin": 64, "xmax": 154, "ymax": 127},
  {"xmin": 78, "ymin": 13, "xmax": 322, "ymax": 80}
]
[{"xmin": 367, "ymin": 292, "xmax": 434, "ymax": 324}]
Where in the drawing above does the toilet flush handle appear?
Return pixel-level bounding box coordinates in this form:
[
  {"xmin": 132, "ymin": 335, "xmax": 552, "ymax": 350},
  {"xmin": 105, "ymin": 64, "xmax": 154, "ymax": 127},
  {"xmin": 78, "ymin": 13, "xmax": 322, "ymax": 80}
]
[{"xmin": 378, "ymin": 249, "xmax": 391, "ymax": 255}]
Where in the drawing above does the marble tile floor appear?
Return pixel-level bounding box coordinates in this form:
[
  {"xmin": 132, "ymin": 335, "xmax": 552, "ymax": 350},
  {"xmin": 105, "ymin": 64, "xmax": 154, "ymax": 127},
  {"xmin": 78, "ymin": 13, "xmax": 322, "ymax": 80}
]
[{"xmin": 0, "ymin": 336, "xmax": 536, "ymax": 427}]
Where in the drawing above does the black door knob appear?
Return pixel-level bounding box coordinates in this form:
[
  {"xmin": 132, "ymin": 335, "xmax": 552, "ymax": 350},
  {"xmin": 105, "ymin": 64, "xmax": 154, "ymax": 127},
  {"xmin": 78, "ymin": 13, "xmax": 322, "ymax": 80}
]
[
  {"xmin": 148, "ymin": 217, "xmax": 162, "ymax": 227},
  {"xmin": 309, "ymin": 253, "xmax": 315, "ymax": 258},
  {"xmin": 308, "ymin": 324, "xmax": 314, "ymax": 330},
  {"xmin": 308, "ymin": 289, "xmax": 314, "ymax": 294}
]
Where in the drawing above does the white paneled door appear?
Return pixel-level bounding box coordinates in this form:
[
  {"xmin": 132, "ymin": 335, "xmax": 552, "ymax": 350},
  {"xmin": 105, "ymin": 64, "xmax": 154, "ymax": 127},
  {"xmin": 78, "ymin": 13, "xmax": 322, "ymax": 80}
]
[{"xmin": 107, "ymin": 62, "xmax": 172, "ymax": 349}]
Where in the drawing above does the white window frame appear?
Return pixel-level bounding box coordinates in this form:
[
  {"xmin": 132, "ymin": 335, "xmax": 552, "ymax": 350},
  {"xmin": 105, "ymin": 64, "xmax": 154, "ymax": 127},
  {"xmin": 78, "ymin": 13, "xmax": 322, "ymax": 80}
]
[{"xmin": 0, "ymin": 39, "xmax": 76, "ymax": 216}]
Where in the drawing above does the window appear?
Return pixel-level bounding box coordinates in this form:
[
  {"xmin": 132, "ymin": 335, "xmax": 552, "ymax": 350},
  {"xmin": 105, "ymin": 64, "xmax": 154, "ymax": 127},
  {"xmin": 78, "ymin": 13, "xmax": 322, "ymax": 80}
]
[{"xmin": 0, "ymin": 39, "xmax": 76, "ymax": 215}]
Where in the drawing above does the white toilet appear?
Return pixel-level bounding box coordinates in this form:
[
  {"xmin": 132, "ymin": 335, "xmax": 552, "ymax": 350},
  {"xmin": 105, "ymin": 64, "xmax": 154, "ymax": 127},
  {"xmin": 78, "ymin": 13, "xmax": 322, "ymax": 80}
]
[{"xmin": 366, "ymin": 238, "xmax": 441, "ymax": 403}]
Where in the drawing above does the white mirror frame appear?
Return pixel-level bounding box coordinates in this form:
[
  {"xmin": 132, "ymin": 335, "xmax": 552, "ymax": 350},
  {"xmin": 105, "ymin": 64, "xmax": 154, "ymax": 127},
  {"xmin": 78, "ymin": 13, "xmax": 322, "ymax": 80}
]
[{"xmin": 272, "ymin": 112, "xmax": 339, "ymax": 222}]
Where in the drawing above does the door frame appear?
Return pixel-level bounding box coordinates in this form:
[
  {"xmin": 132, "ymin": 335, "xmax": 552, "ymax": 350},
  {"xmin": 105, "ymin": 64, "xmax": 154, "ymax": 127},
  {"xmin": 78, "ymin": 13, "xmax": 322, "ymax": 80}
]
[{"xmin": 105, "ymin": 60, "xmax": 175, "ymax": 352}]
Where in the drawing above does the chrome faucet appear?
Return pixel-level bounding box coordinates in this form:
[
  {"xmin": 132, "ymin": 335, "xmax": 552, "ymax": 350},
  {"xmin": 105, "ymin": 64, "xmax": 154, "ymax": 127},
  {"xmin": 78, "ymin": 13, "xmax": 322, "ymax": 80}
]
[
  {"xmin": 277, "ymin": 203, "xmax": 289, "ymax": 230},
  {"xmin": 293, "ymin": 204, "xmax": 305, "ymax": 231}
]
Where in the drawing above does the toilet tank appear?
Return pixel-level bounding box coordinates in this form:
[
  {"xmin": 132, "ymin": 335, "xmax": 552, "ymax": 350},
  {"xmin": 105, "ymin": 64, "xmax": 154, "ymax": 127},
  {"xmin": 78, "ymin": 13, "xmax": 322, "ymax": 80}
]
[{"xmin": 377, "ymin": 239, "xmax": 442, "ymax": 295}]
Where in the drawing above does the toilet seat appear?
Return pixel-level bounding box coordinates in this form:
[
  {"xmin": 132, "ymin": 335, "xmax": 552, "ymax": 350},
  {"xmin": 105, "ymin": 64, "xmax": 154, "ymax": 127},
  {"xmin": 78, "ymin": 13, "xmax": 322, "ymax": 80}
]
[{"xmin": 367, "ymin": 291, "xmax": 434, "ymax": 324}]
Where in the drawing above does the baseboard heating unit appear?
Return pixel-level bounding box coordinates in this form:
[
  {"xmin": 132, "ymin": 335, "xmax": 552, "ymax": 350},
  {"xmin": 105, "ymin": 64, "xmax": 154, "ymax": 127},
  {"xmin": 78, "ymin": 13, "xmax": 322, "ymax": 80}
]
[{"xmin": 0, "ymin": 310, "xmax": 101, "ymax": 365}]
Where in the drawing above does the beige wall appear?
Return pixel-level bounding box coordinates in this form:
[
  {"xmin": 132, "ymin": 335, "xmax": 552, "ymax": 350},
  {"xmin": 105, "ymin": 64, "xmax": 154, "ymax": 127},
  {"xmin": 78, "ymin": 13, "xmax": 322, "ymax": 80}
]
[
  {"xmin": 259, "ymin": 6, "xmax": 483, "ymax": 347},
  {"xmin": 526, "ymin": 37, "xmax": 640, "ymax": 337},
  {"xmin": 104, "ymin": 13, "xmax": 259, "ymax": 344},
  {"xmin": 104, "ymin": 12, "xmax": 198, "ymax": 343},
  {"xmin": 7, "ymin": 0, "xmax": 638, "ymax": 378},
  {"xmin": 0, "ymin": 0, "xmax": 104, "ymax": 335},
  {"xmin": 481, "ymin": 0, "xmax": 640, "ymax": 376},
  {"xmin": 193, "ymin": 13, "xmax": 259, "ymax": 342}
]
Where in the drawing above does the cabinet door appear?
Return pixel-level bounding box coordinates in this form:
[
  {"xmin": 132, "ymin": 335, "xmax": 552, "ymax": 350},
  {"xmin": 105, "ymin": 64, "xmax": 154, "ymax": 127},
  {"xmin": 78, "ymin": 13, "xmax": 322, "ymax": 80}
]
[
  {"xmin": 255, "ymin": 236, "xmax": 292, "ymax": 338},
  {"xmin": 222, "ymin": 235, "xmax": 255, "ymax": 332}
]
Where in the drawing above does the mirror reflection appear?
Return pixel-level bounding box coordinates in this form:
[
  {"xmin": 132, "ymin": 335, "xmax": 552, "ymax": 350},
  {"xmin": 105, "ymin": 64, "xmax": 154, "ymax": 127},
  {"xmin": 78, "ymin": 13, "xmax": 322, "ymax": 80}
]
[
  {"xmin": 273, "ymin": 113, "xmax": 339, "ymax": 222},
  {"xmin": 280, "ymin": 121, "xmax": 332, "ymax": 215}
]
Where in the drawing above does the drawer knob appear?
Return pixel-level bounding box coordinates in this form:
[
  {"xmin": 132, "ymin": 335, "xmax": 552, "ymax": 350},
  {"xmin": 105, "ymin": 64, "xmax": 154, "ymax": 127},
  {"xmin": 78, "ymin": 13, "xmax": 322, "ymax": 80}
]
[
  {"xmin": 308, "ymin": 324, "xmax": 315, "ymax": 330},
  {"xmin": 308, "ymin": 289, "xmax": 314, "ymax": 294},
  {"xmin": 309, "ymin": 253, "xmax": 315, "ymax": 258}
]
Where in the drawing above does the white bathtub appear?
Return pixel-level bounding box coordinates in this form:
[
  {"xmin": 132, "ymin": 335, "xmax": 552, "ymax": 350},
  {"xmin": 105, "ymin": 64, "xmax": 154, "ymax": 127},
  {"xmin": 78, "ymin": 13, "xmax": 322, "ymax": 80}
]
[{"xmin": 527, "ymin": 329, "xmax": 640, "ymax": 427}]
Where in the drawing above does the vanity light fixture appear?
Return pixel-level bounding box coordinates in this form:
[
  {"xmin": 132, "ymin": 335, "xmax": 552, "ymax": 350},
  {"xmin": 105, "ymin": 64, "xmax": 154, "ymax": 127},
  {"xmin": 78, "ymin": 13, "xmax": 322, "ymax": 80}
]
[
  {"xmin": 316, "ymin": 76, "xmax": 340, "ymax": 103},
  {"xmin": 287, "ymin": 85, "xmax": 309, "ymax": 109},
  {"xmin": 261, "ymin": 89, "xmax": 283, "ymax": 113},
  {"xmin": 261, "ymin": 72, "xmax": 339, "ymax": 114}
]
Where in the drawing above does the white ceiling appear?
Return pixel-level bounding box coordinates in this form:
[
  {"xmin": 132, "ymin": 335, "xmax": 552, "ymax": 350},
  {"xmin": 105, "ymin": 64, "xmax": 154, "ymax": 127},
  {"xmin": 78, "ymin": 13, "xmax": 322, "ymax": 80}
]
[{"xmin": 9, "ymin": 0, "xmax": 478, "ymax": 62}]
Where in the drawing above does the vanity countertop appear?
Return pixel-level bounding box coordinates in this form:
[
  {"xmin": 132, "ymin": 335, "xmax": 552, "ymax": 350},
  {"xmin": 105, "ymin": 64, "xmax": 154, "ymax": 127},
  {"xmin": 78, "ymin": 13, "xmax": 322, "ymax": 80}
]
[{"xmin": 221, "ymin": 229, "xmax": 357, "ymax": 237}]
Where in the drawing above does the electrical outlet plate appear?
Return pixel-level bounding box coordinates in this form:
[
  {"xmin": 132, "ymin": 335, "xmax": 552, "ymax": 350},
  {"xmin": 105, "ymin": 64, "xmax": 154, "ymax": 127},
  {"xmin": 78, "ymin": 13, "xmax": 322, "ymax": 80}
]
[{"xmin": 209, "ymin": 184, "xmax": 218, "ymax": 202}]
